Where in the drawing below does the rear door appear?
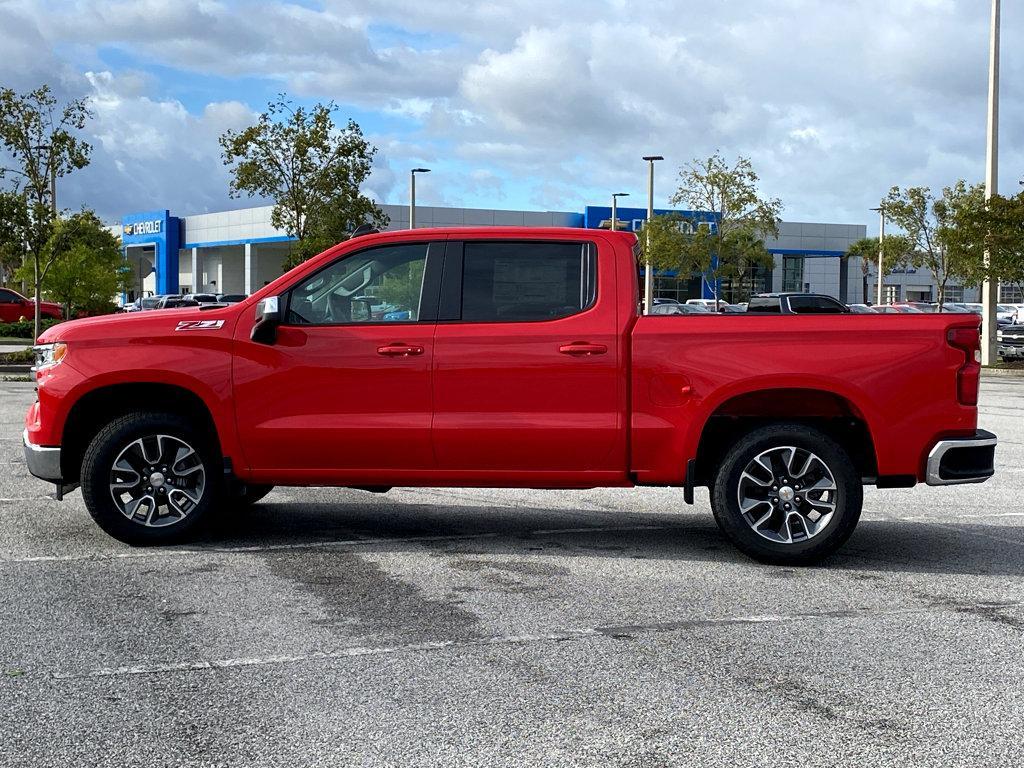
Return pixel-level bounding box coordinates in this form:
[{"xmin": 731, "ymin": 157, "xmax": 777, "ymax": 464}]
[{"xmin": 431, "ymin": 238, "xmax": 623, "ymax": 479}]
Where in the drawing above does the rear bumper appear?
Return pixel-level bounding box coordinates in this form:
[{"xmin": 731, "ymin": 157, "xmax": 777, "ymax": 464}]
[
  {"xmin": 23, "ymin": 429, "xmax": 62, "ymax": 483},
  {"xmin": 925, "ymin": 430, "xmax": 997, "ymax": 486}
]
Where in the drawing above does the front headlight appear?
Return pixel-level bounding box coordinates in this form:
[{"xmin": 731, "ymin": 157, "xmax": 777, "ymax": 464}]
[{"xmin": 32, "ymin": 342, "xmax": 68, "ymax": 371}]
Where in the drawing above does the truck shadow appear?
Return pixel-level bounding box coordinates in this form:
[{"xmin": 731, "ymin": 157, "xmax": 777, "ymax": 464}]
[{"xmin": 196, "ymin": 499, "xmax": 1024, "ymax": 578}]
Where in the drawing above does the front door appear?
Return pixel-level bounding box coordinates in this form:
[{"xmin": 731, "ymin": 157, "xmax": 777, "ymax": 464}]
[
  {"xmin": 431, "ymin": 238, "xmax": 623, "ymax": 480},
  {"xmin": 232, "ymin": 240, "xmax": 441, "ymax": 480}
]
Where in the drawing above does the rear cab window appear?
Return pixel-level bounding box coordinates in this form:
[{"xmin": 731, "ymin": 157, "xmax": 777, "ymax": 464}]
[{"xmin": 445, "ymin": 241, "xmax": 596, "ymax": 322}]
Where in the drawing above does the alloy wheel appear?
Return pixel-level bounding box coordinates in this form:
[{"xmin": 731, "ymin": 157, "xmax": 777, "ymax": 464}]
[
  {"xmin": 736, "ymin": 445, "xmax": 838, "ymax": 544},
  {"xmin": 108, "ymin": 434, "xmax": 206, "ymax": 527}
]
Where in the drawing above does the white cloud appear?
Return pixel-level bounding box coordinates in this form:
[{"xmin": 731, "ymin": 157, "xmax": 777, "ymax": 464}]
[{"xmin": 0, "ymin": 0, "xmax": 1021, "ymax": 226}]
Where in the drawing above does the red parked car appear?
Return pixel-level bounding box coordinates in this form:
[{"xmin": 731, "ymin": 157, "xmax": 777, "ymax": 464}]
[
  {"xmin": 0, "ymin": 287, "xmax": 62, "ymax": 323},
  {"xmin": 23, "ymin": 227, "xmax": 996, "ymax": 564}
]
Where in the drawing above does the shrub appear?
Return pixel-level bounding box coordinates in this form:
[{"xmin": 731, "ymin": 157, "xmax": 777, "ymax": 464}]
[{"xmin": 0, "ymin": 318, "xmax": 62, "ymax": 339}]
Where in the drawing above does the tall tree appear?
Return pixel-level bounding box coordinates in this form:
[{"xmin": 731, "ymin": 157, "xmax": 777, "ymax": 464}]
[
  {"xmin": 844, "ymin": 235, "xmax": 915, "ymax": 304},
  {"xmin": 881, "ymin": 182, "xmax": 985, "ymax": 310},
  {"xmin": 0, "ymin": 85, "xmax": 92, "ymax": 337},
  {"xmin": 23, "ymin": 210, "xmax": 131, "ymax": 317},
  {"xmin": 669, "ymin": 152, "xmax": 782, "ymax": 307},
  {"xmin": 946, "ymin": 188, "xmax": 1024, "ymax": 297},
  {"xmin": 219, "ymin": 95, "xmax": 387, "ymax": 268}
]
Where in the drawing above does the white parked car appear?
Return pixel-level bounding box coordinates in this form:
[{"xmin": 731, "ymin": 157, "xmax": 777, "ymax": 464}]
[{"xmin": 684, "ymin": 299, "xmax": 719, "ymax": 308}]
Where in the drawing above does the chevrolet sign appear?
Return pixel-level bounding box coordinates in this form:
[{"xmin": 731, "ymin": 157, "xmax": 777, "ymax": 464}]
[{"xmin": 123, "ymin": 219, "xmax": 162, "ymax": 237}]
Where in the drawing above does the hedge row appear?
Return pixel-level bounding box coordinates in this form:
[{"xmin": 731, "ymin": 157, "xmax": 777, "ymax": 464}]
[{"xmin": 0, "ymin": 318, "xmax": 62, "ymax": 339}]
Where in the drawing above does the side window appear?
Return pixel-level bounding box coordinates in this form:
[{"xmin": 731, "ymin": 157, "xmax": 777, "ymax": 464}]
[
  {"xmin": 0, "ymin": 289, "xmax": 19, "ymax": 303},
  {"xmin": 746, "ymin": 298, "xmax": 781, "ymax": 313},
  {"xmin": 789, "ymin": 296, "xmax": 846, "ymax": 314},
  {"xmin": 460, "ymin": 242, "xmax": 595, "ymax": 322},
  {"xmin": 285, "ymin": 244, "xmax": 428, "ymax": 325}
]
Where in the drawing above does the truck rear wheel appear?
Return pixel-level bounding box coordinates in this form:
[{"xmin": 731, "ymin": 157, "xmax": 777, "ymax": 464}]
[
  {"xmin": 710, "ymin": 424, "xmax": 862, "ymax": 565},
  {"xmin": 80, "ymin": 412, "xmax": 220, "ymax": 545}
]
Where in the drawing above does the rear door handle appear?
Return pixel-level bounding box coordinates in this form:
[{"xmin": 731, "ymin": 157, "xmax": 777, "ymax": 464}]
[
  {"xmin": 377, "ymin": 344, "xmax": 424, "ymax": 357},
  {"xmin": 558, "ymin": 342, "xmax": 607, "ymax": 356}
]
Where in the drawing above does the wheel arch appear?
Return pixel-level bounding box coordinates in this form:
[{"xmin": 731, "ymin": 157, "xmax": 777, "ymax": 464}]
[
  {"xmin": 693, "ymin": 387, "xmax": 879, "ymax": 486},
  {"xmin": 60, "ymin": 382, "xmax": 224, "ymax": 483}
]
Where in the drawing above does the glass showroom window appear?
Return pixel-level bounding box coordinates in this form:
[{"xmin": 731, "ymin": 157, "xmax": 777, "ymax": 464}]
[{"xmin": 782, "ymin": 256, "xmax": 804, "ymax": 293}]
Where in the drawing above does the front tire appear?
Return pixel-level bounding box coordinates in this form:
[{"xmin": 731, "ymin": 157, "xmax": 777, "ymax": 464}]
[
  {"xmin": 711, "ymin": 423, "xmax": 862, "ymax": 565},
  {"xmin": 81, "ymin": 412, "xmax": 221, "ymax": 545}
]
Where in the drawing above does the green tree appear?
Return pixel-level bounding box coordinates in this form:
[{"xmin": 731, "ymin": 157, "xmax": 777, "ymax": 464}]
[
  {"xmin": 0, "ymin": 85, "xmax": 92, "ymax": 336},
  {"xmin": 0, "ymin": 190, "xmax": 30, "ymax": 286},
  {"xmin": 946, "ymin": 188, "xmax": 1024, "ymax": 295},
  {"xmin": 22, "ymin": 210, "xmax": 130, "ymax": 317},
  {"xmin": 638, "ymin": 212, "xmax": 697, "ymax": 273},
  {"xmin": 669, "ymin": 152, "xmax": 782, "ymax": 307},
  {"xmin": 844, "ymin": 235, "xmax": 915, "ymax": 304},
  {"xmin": 219, "ymin": 95, "xmax": 387, "ymax": 268},
  {"xmin": 881, "ymin": 182, "xmax": 985, "ymax": 310}
]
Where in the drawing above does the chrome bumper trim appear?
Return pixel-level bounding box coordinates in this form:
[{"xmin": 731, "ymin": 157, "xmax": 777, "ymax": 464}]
[
  {"xmin": 23, "ymin": 429, "xmax": 62, "ymax": 483},
  {"xmin": 925, "ymin": 431, "xmax": 997, "ymax": 486}
]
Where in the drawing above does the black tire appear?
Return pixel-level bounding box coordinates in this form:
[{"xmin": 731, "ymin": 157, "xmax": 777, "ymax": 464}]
[
  {"xmin": 710, "ymin": 423, "xmax": 862, "ymax": 565},
  {"xmin": 225, "ymin": 484, "xmax": 274, "ymax": 510},
  {"xmin": 80, "ymin": 412, "xmax": 221, "ymax": 545}
]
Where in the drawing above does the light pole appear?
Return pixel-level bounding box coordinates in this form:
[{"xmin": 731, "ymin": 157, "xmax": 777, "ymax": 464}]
[
  {"xmin": 409, "ymin": 168, "xmax": 430, "ymax": 229},
  {"xmin": 641, "ymin": 155, "xmax": 663, "ymax": 314},
  {"xmin": 610, "ymin": 192, "xmax": 629, "ymax": 231},
  {"xmin": 870, "ymin": 206, "xmax": 885, "ymax": 306},
  {"xmin": 981, "ymin": 0, "xmax": 1000, "ymax": 365}
]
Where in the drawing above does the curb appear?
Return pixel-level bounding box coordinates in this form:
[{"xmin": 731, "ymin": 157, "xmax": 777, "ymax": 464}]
[
  {"xmin": 981, "ymin": 367, "xmax": 1024, "ymax": 378},
  {"xmin": 0, "ymin": 364, "xmax": 31, "ymax": 374}
]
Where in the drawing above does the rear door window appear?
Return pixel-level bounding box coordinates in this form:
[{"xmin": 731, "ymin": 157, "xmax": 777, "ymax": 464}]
[
  {"xmin": 788, "ymin": 296, "xmax": 848, "ymax": 314},
  {"xmin": 457, "ymin": 241, "xmax": 596, "ymax": 322}
]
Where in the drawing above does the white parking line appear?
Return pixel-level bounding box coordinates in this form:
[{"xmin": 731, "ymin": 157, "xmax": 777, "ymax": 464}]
[
  {"xmin": 49, "ymin": 600, "xmax": 1024, "ymax": 681},
  {"xmin": 0, "ymin": 524, "xmax": 692, "ymax": 565}
]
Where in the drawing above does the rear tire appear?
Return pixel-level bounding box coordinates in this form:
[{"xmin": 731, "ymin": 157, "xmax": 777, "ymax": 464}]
[
  {"xmin": 710, "ymin": 423, "xmax": 862, "ymax": 565},
  {"xmin": 81, "ymin": 412, "xmax": 221, "ymax": 545}
]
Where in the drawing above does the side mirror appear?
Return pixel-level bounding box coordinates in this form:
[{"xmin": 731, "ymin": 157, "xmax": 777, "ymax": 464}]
[{"xmin": 251, "ymin": 295, "xmax": 281, "ymax": 345}]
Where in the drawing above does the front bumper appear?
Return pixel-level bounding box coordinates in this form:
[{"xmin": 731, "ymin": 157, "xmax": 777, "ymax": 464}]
[
  {"xmin": 925, "ymin": 430, "xmax": 997, "ymax": 486},
  {"xmin": 23, "ymin": 429, "xmax": 62, "ymax": 483}
]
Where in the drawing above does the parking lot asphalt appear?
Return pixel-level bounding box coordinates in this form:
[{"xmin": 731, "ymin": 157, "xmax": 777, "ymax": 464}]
[{"xmin": 1, "ymin": 378, "xmax": 1023, "ymax": 767}]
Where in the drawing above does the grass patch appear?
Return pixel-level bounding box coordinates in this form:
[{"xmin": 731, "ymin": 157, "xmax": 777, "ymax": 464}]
[
  {"xmin": 1, "ymin": 375, "xmax": 32, "ymax": 382},
  {"xmin": 0, "ymin": 349, "xmax": 33, "ymax": 364}
]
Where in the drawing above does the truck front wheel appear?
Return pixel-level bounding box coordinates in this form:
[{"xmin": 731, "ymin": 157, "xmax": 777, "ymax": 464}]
[
  {"xmin": 711, "ymin": 424, "xmax": 862, "ymax": 565},
  {"xmin": 80, "ymin": 412, "xmax": 220, "ymax": 544}
]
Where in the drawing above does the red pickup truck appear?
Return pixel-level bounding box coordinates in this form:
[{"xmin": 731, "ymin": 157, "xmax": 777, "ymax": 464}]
[{"xmin": 23, "ymin": 227, "xmax": 996, "ymax": 564}]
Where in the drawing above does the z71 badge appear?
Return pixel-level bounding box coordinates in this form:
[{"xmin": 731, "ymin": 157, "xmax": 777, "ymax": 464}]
[{"xmin": 175, "ymin": 320, "xmax": 225, "ymax": 331}]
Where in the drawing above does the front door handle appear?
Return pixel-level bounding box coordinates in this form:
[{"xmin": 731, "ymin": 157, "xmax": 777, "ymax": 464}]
[
  {"xmin": 377, "ymin": 344, "xmax": 424, "ymax": 357},
  {"xmin": 558, "ymin": 342, "xmax": 608, "ymax": 356}
]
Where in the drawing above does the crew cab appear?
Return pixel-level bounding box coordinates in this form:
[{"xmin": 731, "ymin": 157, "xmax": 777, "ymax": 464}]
[
  {"xmin": 23, "ymin": 227, "xmax": 997, "ymax": 564},
  {"xmin": 0, "ymin": 287, "xmax": 62, "ymax": 323},
  {"xmin": 746, "ymin": 293, "xmax": 850, "ymax": 314}
]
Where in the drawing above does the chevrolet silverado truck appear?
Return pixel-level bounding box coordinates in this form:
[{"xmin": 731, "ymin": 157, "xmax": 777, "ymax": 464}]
[{"xmin": 23, "ymin": 227, "xmax": 997, "ymax": 564}]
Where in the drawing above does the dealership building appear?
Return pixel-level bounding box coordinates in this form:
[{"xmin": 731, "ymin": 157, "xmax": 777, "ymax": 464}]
[{"xmin": 118, "ymin": 202, "xmax": 984, "ymax": 305}]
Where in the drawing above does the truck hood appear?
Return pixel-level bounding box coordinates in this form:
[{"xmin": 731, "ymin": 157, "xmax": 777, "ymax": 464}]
[{"xmin": 37, "ymin": 306, "xmax": 244, "ymax": 344}]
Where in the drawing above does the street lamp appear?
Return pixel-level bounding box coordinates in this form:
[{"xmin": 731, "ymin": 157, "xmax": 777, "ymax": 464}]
[
  {"xmin": 981, "ymin": 0, "xmax": 1000, "ymax": 365},
  {"xmin": 870, "ymin": 206, "xmax": 885, "ymax": 306},
  {"xmin": 641, "ymin": 155, "xmax": 664, "ymax": 314},
  {"xmin": 409, "ymin": 168, "xmax": 430, "ymax": 229},
  {"xmin": 610, "ymin": 192, "xmax": 629, "ymax": 231}
]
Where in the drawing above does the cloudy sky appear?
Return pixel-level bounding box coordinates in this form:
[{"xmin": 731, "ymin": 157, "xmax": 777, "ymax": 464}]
[{"xmin": 1, "ymin": 0, "xmax": 1021, "ymax": 231}]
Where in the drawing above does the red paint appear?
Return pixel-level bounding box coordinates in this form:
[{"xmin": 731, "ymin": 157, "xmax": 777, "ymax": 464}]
[{"xmin": 28, "ymin": 226, "xmax": 984, "ymax": 490}]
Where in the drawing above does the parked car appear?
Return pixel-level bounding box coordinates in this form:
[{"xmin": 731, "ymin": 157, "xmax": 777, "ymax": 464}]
[
  {"xmin": 650, "ymin": 303, "xmax": 712, "ymax": 315},
  {"xmin": 183, "ymin": 293, "xmax": 220, "ymax": 305},
  {"xmin": 997, "ymin": 324, "xmax": 1024, "ymax": 361},
  {"xmin": 0, "ymin": 287, "xmax": 63, "ymax": 323},
  {"xmin": 25, "ymin": 227, "xmax": 996, "ymax": 565},
  {"xmin": 889, "ymin": 304, "xmax": 925, "ymax": 313},
  {"xmin": 746, "ymin": 293, "xmax": 850, "ymax": 314},
  {"xmin": 718, "ymin": 304, "xmax": 746, "ymax": 314},
  {"xmin": 847, "ymin": 304, "xmax": 878, "ymax": 314},
  {"xmin": 905, "ymin": 302, "xmax": 936, "ymax": 313},
  {"xmin": 684, "ymin": 299, "xmax": 718, "ymax": 309},
  {"xmin": 156, "ymin": 296, "xmax": 200, "ymax": 309}
]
